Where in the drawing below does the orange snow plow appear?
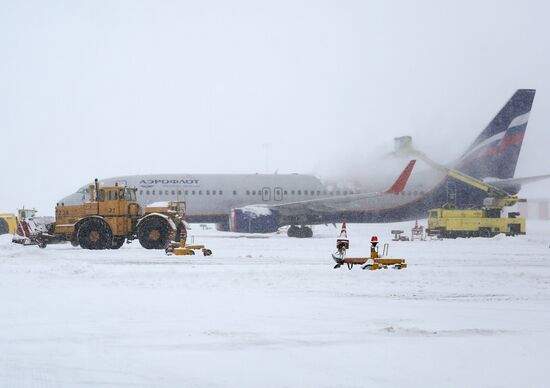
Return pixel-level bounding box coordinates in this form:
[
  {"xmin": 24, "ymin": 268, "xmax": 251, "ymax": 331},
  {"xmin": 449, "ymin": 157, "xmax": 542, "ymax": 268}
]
[{"xmin": 331, "ymin": 222, "xmax": 407, "ymax": 270}]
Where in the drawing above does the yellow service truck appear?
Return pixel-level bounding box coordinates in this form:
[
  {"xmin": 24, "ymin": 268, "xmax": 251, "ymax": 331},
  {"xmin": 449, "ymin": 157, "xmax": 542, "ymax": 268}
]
[
  {"xmin": 0, "ymin": 213, "xmax": 17, "ymax": 235},
  {"xmin": 427, "ymin": 208, "xmax": 525, "ymax": 238}
]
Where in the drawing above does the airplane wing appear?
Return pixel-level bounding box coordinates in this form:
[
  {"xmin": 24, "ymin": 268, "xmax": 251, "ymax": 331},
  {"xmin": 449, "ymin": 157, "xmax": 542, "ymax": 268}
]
[{"xmin": 251, "ymin": 160, "xmax": 416, "ymax": 217}]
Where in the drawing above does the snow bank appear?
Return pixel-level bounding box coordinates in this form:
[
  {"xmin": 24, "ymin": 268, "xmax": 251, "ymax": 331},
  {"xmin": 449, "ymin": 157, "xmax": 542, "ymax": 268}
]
[{"xmin": 1, "ymin": 221, "xmax": 549, "ymax": 387}]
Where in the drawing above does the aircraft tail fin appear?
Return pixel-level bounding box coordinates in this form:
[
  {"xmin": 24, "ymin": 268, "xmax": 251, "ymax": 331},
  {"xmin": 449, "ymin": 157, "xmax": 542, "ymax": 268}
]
[
  {"xmin": 385, "ymin": 160, "xmax": 416, "ymax": 194},
  {"xmin": 456, "ymin": 89, "xmax": 535, "ymax": 179}
]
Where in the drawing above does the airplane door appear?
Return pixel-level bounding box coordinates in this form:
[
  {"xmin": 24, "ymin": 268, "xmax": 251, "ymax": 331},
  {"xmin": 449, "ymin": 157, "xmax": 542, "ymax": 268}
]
[
  {"xmin": 262, "ymin": 187, "xmax": 271, "ymax": 201},
  {"xmin": 274, "ymin": 187, "xmax": 283, "ymax": 201}
]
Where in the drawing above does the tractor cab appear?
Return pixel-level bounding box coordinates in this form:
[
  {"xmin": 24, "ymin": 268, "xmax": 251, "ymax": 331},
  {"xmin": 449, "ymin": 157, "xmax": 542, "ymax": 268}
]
[
  {"xmin": 96, "ymin": 186, "xmax": 137, "ymax": 202},
  {"xmin": 88, "ymin": 182, "xmax": 141, "ymax": 219}
]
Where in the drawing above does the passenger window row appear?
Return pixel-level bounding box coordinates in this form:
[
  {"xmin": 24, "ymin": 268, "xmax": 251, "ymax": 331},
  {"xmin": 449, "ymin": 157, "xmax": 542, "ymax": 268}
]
[
  {"xmin": 139, "ymin": 190, "xmax": 225, "ymax": 196},
  {"xmin": 136, "ymin": 189, "xmax": 367, "ymax": 197}
]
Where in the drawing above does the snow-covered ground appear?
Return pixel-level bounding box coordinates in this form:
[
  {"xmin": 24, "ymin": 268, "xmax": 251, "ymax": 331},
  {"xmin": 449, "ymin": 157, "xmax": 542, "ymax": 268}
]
[{"xmin": 1, "ymin": 221, "xmax": 549, "ymax": 388}]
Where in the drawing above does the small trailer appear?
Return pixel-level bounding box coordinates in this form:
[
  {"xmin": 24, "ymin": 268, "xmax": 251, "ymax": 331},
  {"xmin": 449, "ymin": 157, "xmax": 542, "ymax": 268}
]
[{"xmin": 332, "ymin": 223, "xmax": 407, "ymax": 270}]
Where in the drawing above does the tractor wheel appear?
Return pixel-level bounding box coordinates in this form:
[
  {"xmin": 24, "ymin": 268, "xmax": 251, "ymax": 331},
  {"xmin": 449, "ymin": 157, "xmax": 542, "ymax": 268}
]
[
  {"xmin": 77, "ymin": 218, "xmax": 113, "ymax": 250},
  {"xmin": 287, "ymin": 225, "xmax": 298, "ymax": 237},
  {"xmin": 0, "ymin": 218, "xmax": 9, "ymax": 235},
  {"xmin": 479, "ymin": 228, "xmax": 491, "ymax": 238},
  {"xmin": 508, "ymin": 224, "xmax": 521, "ymax": 236},
  {"xmin": 111, "ymin": 237, "xmax": 125, "ymax": 249},
  {"xmin": 287, "ymin": 225, "xmax": 313, "ymax": 238},
  {"xmin": 137, "ymin": 216, "xmax": 173, "ymax": 249},
  {"xmin": 292, "ymin": 226, "xmax": 313, "ymax": 238}
]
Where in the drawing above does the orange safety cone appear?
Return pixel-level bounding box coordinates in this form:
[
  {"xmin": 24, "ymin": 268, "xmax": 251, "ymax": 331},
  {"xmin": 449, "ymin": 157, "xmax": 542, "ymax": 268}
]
[
  {"xmin": 336, "ymin": 222, "xmax": 349, "ymax": 250},
  {"xmin": 339, "ymin": 222, "xmax": 348, "ymax": 238}
]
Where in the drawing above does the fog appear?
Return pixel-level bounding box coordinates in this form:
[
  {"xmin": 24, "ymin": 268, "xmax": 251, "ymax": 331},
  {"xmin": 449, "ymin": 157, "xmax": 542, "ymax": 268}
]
[{"xmin": 1, "ymin": 0, "xmax": 549, "ymax": 215}]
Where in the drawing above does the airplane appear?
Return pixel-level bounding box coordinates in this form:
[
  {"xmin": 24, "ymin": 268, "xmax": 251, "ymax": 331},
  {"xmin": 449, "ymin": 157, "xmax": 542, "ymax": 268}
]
[{"xmin": 59, "ymin": 89, "xmax": 549, "ymax": 238}]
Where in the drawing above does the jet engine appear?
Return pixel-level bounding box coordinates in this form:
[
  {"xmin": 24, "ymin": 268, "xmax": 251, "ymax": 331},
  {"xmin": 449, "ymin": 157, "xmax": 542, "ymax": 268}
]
[{"xmin": 229, "ymin": 206, "xmax": 279, "ymax": 233}]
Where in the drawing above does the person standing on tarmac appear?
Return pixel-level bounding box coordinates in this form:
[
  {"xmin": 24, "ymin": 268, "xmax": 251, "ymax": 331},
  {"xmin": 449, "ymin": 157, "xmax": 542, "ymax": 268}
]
[{"xmin": 370, "ymin": 236, "xmax": 379, "ymax": 259}]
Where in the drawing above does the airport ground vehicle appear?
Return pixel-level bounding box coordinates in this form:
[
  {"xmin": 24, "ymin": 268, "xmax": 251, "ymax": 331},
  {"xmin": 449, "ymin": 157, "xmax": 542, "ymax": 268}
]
[
  {"xmin": 32, "ymin": 180, "xmax": 186, "ymax": 249},
  {"xmin": 416, "ymin": 156, "xmax": 528, "ymax": 239},
  {"xmin": 0, "ymin": 213, "xmax": 17, "ymax": 235},
  {"xmin": 11, "ymin": 208, "xmax": 54, "ymax": 246},
  {"xmin": 1, "ymin": 209, "xmax": 41, "ymax": 237},
  {"xmin": 331, "ymin": 223, "xmax": 407, "ymax": 270},
  {"xmin": 427, "ymin": 206, "xmax": 525, "ymax": 238},
  {"xmin": 165, "ymin": 234, "xmax": 213, "ymax": 256}
]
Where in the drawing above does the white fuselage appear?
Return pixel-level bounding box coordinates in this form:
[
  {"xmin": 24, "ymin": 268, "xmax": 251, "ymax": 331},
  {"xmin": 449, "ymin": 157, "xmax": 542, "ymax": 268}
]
[{"xmin": 59, "ymin": 169, "xmax": 447, "ymax": 224}]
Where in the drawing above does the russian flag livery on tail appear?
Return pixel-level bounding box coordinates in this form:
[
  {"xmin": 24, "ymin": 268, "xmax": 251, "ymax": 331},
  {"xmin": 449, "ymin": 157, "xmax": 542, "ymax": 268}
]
[{"xmin": 456, "ymin": 89, "xmax": 535, "ymax": 180}]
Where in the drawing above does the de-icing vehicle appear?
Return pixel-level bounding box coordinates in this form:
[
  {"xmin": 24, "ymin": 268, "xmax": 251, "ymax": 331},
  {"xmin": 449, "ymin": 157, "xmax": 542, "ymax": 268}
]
[
  {"xmin": 331, "ymin": 222, "xmax": 407, "ymax": 270},
  {"xmin": 426, "ymin": 170, "xmax": 526, "ymax": 238}
]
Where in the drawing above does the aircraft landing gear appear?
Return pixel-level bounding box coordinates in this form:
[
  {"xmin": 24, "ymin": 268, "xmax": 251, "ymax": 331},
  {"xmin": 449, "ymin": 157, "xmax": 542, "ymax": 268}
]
[{"xmin": 287, "ymin": 225, "xmax": 313, "ymax": 238}]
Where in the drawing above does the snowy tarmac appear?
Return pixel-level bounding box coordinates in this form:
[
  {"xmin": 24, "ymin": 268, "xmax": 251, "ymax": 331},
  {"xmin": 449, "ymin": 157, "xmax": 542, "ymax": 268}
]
[{"xmin": 1, "ymin": 221, "xmax": 549, "ymax": 388}]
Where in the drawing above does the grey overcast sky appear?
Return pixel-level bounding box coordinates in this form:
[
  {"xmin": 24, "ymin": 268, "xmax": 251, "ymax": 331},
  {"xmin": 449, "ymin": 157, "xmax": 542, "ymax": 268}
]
[{"xmin": 1, "ymin": 0, "xmax": 549, "ymax": 214}]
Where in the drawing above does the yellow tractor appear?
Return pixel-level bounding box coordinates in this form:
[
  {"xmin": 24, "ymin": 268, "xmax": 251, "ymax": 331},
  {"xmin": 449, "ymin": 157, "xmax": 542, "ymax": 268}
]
[{"xmin": 41, "ymin": 179, "xmax": 186, "ymax": 249}]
